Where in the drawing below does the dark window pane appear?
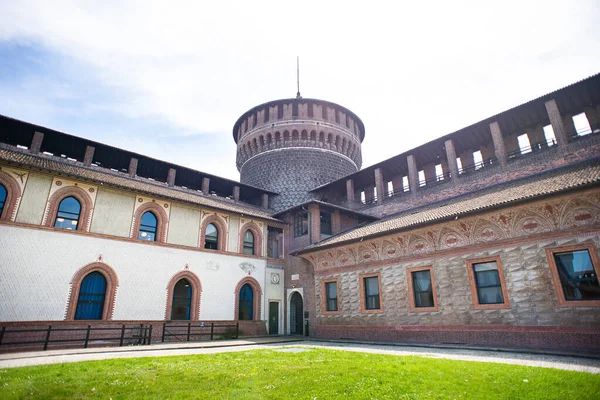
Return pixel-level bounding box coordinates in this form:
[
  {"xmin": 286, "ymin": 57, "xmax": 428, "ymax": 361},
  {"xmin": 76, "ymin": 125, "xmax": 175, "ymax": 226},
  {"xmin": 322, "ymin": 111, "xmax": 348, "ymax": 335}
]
[
  {"xmin": 239, "ymin": 284, "xmax": 254, "ymax": 320},
  {"xmin": 364, "ymin": 277, "xmax": 380, "ymax": 310},
  {"xmin": 554, "ymin": 250, "xmax": 600, "ymax": 301},
  {"xmin": 320, "ymin": 211, "xmax": 332, "ymax": 235},
  {"xmin": 0, "ymin": 184, "xmax": 6, "ymax": 216},
  {"xmin": 75, "ymin": 272, "xmax": 106, "ymax": 320},
  {"xmin": 294, "ymin": 212, "xmax": 308, "ymax": 237},
  {"xmin": 138, "ymin": 211, "xmax": 157, "ymax": 241},
  {"xmin": 412, "ymin": 270, "xmax": 434, "ymax": 308},
  {"xmin": 473, "ymin": 261, "xmax": 504, "ymax": 304},
  {"xmin": 243, "ymin": 230, "xmax": 254, "ymax": 255},
  {"xmin": 204, "ymin": 223, "xmax": 218, "ymax": 250},
  {"xmin": 325, "ymin": 282, "xmax": 337, "ymax": 311},
  {"xmin": 171, "ymin": 279, "xmax": 192, "ymax": 320},
  {"xmin": 55, "ymin": 196, "xmax": 81, "ymax": 230}
]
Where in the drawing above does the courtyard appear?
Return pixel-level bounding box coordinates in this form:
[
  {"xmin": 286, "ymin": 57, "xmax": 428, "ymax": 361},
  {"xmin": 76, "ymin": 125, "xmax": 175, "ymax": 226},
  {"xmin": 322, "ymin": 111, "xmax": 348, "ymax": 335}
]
[{"xmin": 1, "ymin": 341, "xmax": 598, "ymax": 399}]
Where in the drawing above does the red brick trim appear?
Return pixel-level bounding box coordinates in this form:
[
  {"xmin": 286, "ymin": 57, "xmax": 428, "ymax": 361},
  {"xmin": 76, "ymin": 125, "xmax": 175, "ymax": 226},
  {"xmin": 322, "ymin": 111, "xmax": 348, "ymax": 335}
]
[
  {"xmin": 359, "ymin": 272, "xmax": 384, "ymax": 314},
  {"xmin": 131, "ymin": 201, "xmax": 169, "ymax": 243},
  {"xmin": 316, "ymin": 324, "xmax": 600, "ymax": 333},
  {"xmin": 466, "ymin": 256, "xmax": 511, "ymax": 310},
  {"xmin": 239, "ymin": 221, "xmax": 263, "ymax": 257},
  {"xmin": 234, "ymin": 276, "xmax": 262, "ymax": 321},
  {"xmin": 199, "ymin": 214, "xmax": 227, "ymax": 251},
  {"xmin": 545, "ymin": 241, "xmax": 600, "ymax": 307},
  {"xmin": 406, "ymin": 265, "xmax": 438, "ymax": 312},
  {"xmin": 321, "ymin": 278, "xmax": 341, "ymax": 315},
  {"xmin": 65, "ymin": 262, "xmax": 119, "ymax": 321},
  {"xmin": 165, "ymin": 270, "xmax": 202, "ymax": 320},
  {"xmin": 45, "ymin": 186, "xmax": 93, "ymax": 231},
  {"xmin": 0, "ymin": 170, "xmax": 21, "ymax": 221}
]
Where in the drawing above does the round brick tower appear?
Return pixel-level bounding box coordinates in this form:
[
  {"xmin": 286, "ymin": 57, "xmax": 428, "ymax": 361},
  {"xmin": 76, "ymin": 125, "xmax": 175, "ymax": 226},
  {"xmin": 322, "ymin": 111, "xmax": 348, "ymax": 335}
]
[{"xmin": 233, "ymin": 98, "xmax": 365, "ymax": 211}]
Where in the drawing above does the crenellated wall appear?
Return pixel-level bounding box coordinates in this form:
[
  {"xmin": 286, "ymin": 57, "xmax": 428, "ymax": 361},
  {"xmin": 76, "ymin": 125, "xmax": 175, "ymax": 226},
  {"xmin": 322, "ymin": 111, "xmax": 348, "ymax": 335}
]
[{"xmin": 233, "ymin": 98, "xmax": 365, "ymax": 211}]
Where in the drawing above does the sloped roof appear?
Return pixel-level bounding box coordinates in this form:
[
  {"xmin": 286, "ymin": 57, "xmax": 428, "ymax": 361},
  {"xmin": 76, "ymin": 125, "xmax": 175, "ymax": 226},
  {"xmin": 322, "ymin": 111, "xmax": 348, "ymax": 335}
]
[
  {"xmin": 295, "ymin": 160, "xmax": 600, "ymax": 253},
  {"xmin": 0, "ymin": 147, "xmax": 283, "ymax": 223}
]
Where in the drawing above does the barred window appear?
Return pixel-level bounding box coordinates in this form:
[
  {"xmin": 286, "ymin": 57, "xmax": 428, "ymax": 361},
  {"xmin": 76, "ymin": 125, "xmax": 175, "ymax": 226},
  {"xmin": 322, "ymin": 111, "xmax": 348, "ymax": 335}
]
[{"xmin": 364, "ymin": 276, "xmax": 380, "ymax": 310}]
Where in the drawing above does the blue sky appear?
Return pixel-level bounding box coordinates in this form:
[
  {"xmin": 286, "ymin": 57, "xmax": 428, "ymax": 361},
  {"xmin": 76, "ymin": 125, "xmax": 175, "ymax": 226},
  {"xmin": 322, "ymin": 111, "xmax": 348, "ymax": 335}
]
[{"xmin": 1, "ymin": 1, "xmax": 599, "ymax": 180}]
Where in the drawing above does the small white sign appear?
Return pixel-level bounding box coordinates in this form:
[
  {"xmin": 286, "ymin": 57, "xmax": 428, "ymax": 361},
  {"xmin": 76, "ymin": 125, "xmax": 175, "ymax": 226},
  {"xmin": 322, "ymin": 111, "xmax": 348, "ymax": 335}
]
[{"xmin": 291, "ymin": 274, "xmax": 300, "ymax": 281}]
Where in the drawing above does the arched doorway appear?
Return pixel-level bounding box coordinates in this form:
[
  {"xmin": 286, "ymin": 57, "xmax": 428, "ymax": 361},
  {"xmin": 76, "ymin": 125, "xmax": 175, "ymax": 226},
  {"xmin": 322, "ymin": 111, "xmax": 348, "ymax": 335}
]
[{"xmin": 290, "ymin": 292, "xmax": 303, "ymax": 335}]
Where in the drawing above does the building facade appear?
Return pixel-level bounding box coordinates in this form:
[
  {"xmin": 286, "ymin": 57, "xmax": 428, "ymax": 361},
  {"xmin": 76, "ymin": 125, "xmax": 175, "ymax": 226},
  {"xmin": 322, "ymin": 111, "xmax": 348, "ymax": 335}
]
[{"xmin": 1, "ymin": 74, "xmax": 600, "ymax": 353}]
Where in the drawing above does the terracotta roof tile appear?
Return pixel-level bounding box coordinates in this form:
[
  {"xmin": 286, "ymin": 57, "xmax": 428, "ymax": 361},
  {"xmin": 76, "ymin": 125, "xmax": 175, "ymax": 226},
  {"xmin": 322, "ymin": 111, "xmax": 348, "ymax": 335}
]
[
  {"xmin": 297, "ymin": 161, "xmax": 600, "ymax": 252},
  {"xmin": 0, "ymin": 148, "xmax": 282, "ymax": 223}
]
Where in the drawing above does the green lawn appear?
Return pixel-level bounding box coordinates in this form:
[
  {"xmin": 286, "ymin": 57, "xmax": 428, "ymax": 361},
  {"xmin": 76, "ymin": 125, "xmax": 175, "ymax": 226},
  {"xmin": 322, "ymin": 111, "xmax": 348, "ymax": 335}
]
[{"xmin": 1, "ymin": 348, "xmax": 598, "ymax": 399}]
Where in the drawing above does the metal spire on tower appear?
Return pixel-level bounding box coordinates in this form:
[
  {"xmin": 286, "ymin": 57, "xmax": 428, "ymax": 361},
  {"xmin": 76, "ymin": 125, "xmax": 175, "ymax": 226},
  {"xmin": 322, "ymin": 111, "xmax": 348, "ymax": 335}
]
[{"xmin": 296, "ymin": 56, "xmax": 302, "ymax": 99}]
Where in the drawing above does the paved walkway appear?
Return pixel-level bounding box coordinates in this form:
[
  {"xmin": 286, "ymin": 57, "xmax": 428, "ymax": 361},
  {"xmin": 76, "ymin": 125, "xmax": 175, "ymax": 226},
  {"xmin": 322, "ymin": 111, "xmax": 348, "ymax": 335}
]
[{"xmin": 1, "ymin": 338, "xmax": 598, "ymax": 374}]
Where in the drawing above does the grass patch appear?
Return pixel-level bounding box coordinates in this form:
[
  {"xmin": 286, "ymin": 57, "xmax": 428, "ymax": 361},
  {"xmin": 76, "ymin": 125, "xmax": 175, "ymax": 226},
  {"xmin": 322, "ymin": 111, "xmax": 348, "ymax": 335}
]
[{"xmin": 1, "ymin": 348, "xmax": 598, "ymax": 399}]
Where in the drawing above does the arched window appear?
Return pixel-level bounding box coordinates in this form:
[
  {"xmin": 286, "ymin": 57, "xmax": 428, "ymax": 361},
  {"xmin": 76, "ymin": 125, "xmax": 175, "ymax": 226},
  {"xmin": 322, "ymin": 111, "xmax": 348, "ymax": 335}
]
[
  {"xmin": 204, "ymin": 223, "xmax": 218, "ymax": 250},
  {"xmin": 243, "ymin": 230, "xmax": 255, "ymax": 255},
  {"xmin": 171, "ymin": 279, "xmax": 192, "ymax": 320},
  {"xmin": 138, "ymin": 211, "xmax": 157, "ymax": 241},
  {"xmin": 0, "ymin": 184, "xmax": 6, "ymax": 217},
  {"xmin": 238, "ymin": 283, "xmax": 254, "ymax": 320},
  {"xmin": 54, "ymin": 196, "xmax": 81, "ymax": 230},
  {"xmin": 75, "ymin": 272, "xmax": 107, "ymax": 320}
]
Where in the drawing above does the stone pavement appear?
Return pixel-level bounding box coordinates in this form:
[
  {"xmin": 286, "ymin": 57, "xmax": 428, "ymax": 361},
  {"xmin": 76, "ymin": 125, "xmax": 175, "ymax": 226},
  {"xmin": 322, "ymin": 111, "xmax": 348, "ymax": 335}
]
[{"xmin": 1, "ymin": 337, "xmax": 598, "ymax": 374}]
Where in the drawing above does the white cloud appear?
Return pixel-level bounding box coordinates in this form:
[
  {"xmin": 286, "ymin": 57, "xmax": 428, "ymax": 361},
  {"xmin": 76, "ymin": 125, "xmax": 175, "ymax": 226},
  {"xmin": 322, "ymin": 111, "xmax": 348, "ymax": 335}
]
[{"xmin": 1, "ymin": 0, "xmax": 599, "ymax": 180}]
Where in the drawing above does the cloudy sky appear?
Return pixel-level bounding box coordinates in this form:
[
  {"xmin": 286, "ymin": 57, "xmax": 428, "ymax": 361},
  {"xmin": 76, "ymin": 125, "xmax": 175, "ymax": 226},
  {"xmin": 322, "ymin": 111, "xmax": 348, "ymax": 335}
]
[{"xmin": 1, "ymin": 1, "xmax": 599, "ymax": 180}]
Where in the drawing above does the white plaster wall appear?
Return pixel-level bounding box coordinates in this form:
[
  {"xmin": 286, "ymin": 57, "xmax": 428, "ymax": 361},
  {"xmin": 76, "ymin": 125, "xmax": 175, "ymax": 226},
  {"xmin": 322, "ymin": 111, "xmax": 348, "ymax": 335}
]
[
  {"xmin": 167, "ymin": 204, "xmax": 200, "ymax": 247},
  {"xmin": 0, "ymin": 225, "xmax": 267, "ymax": 322},
  {"xmin": 90, "ymin": 188, "xmax": 135, "ymax": 237},
  {"xmin": 15, "ymin": 172, "xmax": 52, "ymax": 225}
]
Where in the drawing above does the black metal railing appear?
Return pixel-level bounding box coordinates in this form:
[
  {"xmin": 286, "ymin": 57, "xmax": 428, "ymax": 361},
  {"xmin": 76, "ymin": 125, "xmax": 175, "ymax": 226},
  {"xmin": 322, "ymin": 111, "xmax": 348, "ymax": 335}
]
[
  {"xmin": 507, "ymin": 139, "xmax": 557, "ymax": 161},
  {"xmin": 161, "ymin": 322, "xmax": 239, "ymax": 343},
  {"xmin": 459, "ymin": 156, "xmax": 498, "ymax": 175},
  {"xmin": 0, "ymin": 324, "xmax": 152, "ymax": 351},
  {"xmin": 568, "ymin": 122, "xmax": 600, "ymax": 141},
  {"xmin": 419, "ymin": 171, "xmax": 452, "ymax": 188}
]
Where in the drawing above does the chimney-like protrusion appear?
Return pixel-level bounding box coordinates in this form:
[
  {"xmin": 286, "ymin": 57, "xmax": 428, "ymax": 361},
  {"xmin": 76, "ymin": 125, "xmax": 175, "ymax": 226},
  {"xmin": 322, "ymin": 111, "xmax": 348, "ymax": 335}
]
[
  {"xmin": 83, "ymin": 146, "xmax": 95, "ymax": 166},
  {"xmin": 30, "ymin": 131, "xmax": 44, "ymax": 154},
  {"xmin": 128, "ymin": 158, "xmax": 138, "ymax": 177},
  {"xmin": 167, "ymin": 168, "xmax": 176, "ymax": 187},
  {"xmin": 202, "ymin": 177, "xmax": 210, "ymax": 195},
  {"xmin": 233, "ymin": 185, "xmax": 240, "ymax": 201},
  {"xmin": 262, "ymin": 193, "xmax": 269, "ymax": 209}
]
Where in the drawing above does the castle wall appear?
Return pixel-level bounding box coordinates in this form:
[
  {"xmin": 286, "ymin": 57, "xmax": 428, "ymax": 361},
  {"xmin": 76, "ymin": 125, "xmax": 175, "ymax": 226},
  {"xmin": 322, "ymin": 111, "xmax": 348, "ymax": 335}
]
[
  {"xmin": 0, "ymin": 224, "xmax": 277, "ymax": 322},
  {"xmin": 241, "ymin": 148, "xmax": 357, "ymax": 211},
  {"xmin": 90, "ymin": 188, "xmax": 135, "ymax": 237},
  {"xmin": 15, "ymin": 172, "xmax": 52, "ymax": 225},
  {"xmin": 167, "ymin": 203, "xmax": 201, "ymax": 247},
  {"xmin": 303, "ymin": 187, "xmax": 600, "ymax": 352}
]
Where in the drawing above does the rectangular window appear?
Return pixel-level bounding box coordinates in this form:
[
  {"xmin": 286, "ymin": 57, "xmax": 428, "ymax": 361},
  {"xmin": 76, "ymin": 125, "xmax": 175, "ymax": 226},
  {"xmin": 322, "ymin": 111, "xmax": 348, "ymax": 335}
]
[
  {"xmin": 364, "ymin": 277, "xmax": 380, "ymax": 310},
  {"xmin": 466, "ymin": 257, "xmax": 510, "ymax": 310},
  {"xmin": 308, "ymin": 103, "xmax": 314, "ymax": 118},
  {"xmin": 325, "ymin": 281, "xmax": 338, "ymax": 312},
  {"xmin": 360, "ymin": 273, "xmax": 382, "ymax": 313},
  {"xmin": 407, "ymin": 266, "xmax": 437, "ymax": 312},
  {"xmin": 294, "ymin": 211, "xmax": 308, "ymax": 237},
  {"xmin": 546, "ymin": 243, "xmax": 600, "ymax": 307},
  {"xmin": 320, "ymin": 211, "xmax": 332, "ymax": 235}
]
